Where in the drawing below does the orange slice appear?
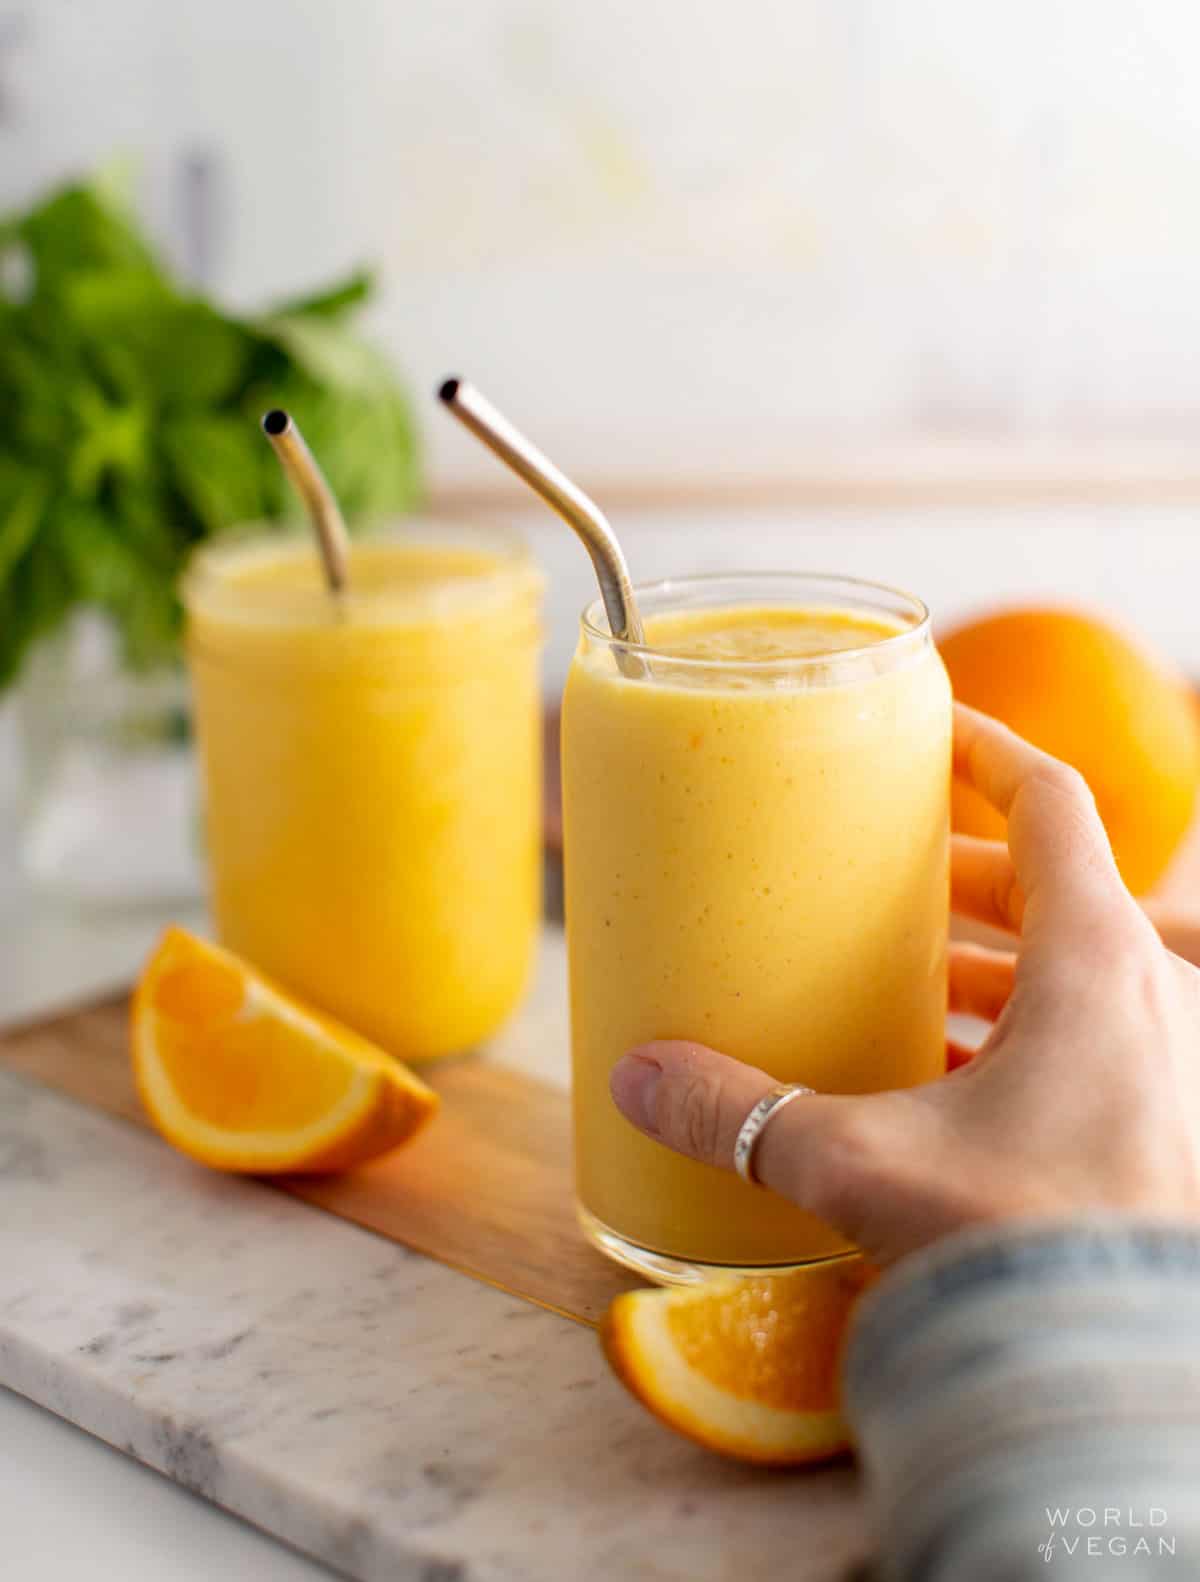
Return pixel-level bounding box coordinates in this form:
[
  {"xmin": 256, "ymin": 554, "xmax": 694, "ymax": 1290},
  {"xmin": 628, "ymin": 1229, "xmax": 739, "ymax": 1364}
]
[
  {"xmin": 601, "ymin": 1256, "xmax": 874, "ymax": 1465},
  {"xmin": 131, "ymin": 927, "xmax": 438, "ymax": 1173}
]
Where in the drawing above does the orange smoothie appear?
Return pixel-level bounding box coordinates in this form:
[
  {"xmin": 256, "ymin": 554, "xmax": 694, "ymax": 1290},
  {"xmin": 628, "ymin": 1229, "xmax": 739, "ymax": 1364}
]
[
  {"xmin": 184, "ymin": 530, "xmax": 543, "ymax": 1061},
  {"xmin": 562, "ymin": 574, "xmax": 951, "ymax": 1276}
]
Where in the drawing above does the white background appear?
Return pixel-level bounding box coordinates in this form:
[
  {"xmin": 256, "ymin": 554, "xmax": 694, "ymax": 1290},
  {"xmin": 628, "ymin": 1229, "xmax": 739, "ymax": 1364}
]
[{"xmin": 9, "ymin": 2, "xmax": 1200, "ymax": 493}]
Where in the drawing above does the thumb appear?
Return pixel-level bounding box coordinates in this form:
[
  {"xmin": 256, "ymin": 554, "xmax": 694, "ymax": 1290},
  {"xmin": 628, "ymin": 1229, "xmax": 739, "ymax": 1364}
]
[{"xmin": 609, "ymin": 1039, "xmax": 876, "ymax": 1235}]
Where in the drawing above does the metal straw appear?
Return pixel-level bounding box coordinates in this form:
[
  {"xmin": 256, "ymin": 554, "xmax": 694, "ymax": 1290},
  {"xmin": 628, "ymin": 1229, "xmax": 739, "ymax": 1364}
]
[
  {"xmin": 437, "ymin": 378, "xmax": 644, "ymax": 652},
  {"xmin": 261, "ymin": 409, "xmax": 350, "ymax": 594}
]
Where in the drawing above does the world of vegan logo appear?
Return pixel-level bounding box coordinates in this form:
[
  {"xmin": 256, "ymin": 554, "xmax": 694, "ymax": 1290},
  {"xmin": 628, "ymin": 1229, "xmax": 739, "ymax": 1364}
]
[{"xmin": 1038, "ymin": 1507, "xmax": 1175, "ymax": 1563}]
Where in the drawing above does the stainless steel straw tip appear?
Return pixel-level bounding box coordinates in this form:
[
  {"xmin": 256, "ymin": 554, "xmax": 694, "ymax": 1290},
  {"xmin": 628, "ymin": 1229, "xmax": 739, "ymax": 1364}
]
[
  {"xmin": 259, "ymin": 408, "xmax": 349, "ymax": 595},
  {"xmin": 434, "ymin": 374, "xmax": 644, "ymax": 656}
]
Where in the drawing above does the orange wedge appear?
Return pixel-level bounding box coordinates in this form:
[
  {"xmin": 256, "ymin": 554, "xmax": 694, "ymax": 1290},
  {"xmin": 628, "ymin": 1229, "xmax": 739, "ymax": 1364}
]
[
  {"xmin": 131, "ymin": 927, "xmax": 438, "ymax": 1173},
  {"xmin": 601, "ymin": 1256, "xmax": 874, "ymax": 1465}
]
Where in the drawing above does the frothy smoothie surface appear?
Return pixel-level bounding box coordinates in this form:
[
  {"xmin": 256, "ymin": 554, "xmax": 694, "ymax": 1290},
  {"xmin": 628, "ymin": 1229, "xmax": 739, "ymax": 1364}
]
[
  {"xmin": 223, "ymin": 541, "xmax": 500, "ymax": 599},
  {"xmin": 642, "ymin": 604, "xmax": 906, "ymax": 662}
]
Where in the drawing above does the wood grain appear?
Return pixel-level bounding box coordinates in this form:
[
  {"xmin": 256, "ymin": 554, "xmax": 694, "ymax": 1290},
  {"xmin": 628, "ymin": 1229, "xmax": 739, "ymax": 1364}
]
[{"xmin": 0, "ymin": 996, "xmax": 640, "ymax": 1327}]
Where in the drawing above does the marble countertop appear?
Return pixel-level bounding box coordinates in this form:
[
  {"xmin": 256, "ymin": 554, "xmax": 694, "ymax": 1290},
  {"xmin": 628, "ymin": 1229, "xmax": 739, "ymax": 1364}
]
[
  {"xmin": 0, "ymin": 1388, "xmax": 334, "ymax": 1582},
  {"xmin": 0, "ymin": 885, "xmax": 869, "ymax": 1582},
  {"xmin": 0, "ymin": 1066, "xmax": 867, "ymax": 1582}
]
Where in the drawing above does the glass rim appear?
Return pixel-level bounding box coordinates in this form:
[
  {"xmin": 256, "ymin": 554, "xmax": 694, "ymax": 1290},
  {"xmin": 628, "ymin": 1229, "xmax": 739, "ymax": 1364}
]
[
  {"xmin": 182, "ymin": 519, "xmax": 543, "ymax": 628},
  {"xmin": 580, "ymin": 570, "xmax": 931, "ymax": 671}
]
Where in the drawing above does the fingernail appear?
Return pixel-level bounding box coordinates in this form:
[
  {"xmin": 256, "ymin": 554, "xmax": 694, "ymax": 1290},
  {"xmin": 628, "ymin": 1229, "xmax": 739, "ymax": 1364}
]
[{"xmin": 610, "ymin": 1052, "xmax": 663, "ymax": 1135}]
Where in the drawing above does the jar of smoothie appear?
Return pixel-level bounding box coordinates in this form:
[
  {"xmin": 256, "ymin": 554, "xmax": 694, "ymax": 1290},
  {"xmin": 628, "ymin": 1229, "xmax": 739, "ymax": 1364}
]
[
  {"xmin": 562, "ymin": 572, "xmax": 951, "ymax": 1280},
  {"xmin": 183, "ymin": 526, "xmax": 543, "ymax": 1061}
]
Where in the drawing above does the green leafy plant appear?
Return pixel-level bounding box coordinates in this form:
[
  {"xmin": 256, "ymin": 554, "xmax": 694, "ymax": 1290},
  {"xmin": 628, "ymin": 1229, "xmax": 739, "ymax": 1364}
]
[{"xmin": 0, "ymin": 179, "xmax": 421, "ymax": 688}]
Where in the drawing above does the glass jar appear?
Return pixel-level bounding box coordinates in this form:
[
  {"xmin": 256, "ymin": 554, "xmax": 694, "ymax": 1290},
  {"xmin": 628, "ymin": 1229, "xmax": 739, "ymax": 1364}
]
[
  {"xmin": 562, "ymin": 572, "xmax": 951, "ymax": 1281},
  {"xmin": 183, "ymin": 525, "xmax": 544, "ymax": 1061}
]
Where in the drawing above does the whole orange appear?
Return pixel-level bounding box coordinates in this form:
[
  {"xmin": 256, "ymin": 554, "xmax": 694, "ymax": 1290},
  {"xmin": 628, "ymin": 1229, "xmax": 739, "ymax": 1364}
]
[{"xmin": 939, "ymin": 607, "xmax": 1200, "ymax": 895}]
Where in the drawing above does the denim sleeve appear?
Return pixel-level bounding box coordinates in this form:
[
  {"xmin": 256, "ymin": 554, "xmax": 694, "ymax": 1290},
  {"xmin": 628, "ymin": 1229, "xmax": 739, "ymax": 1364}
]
[{"xmin": 841, "ymin": 1221, "xmax": 1200, "ymax": 1580}]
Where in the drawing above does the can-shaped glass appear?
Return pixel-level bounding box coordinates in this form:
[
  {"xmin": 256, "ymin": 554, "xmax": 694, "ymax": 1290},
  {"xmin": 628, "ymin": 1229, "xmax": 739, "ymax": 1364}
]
[
  {"xmin": 561, "ymin": 572, "xmax": 951, "ymax": 1280},
  {"xmin": 184, "ymin": 526, "xmax": 544, "ymax": 1061}
]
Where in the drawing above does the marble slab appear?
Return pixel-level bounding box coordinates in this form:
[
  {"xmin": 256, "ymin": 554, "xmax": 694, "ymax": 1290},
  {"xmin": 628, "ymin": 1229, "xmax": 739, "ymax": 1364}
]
[{"xmin": 0, "ymin": 1071, "xmax": 869, "ymax": 1581}]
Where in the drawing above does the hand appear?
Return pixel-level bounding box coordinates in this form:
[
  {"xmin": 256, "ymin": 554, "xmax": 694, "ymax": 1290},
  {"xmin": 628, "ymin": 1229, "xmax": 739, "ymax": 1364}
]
[
  {"xmin": 610, "ymin": 704, "xmax": 1200, "ymax": 1267},
  {"xmin": 1143, "ymin": 900, "xmax": 1200, "ymax": 972}
]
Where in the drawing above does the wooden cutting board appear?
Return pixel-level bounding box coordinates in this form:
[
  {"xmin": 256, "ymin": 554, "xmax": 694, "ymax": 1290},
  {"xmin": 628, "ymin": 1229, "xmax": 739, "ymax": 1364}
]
[{"xmin": 0, "ymin": 936, "xmax": 641, "ymax": 1327}]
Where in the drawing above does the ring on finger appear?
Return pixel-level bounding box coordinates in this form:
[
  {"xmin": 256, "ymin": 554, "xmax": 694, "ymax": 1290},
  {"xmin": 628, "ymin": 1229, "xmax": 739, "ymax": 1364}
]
[{"xmin": 733, "ymin": 1083, "xmax": 816, "ymax": 1187}]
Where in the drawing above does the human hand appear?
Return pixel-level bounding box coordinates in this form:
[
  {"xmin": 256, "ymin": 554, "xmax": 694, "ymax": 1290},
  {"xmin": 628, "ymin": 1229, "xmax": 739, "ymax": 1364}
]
[
  {"xmin": 609, "ymin": 704, "xmax": 1200, "ymax": 1266},
  {"xmin": 1143, "ymin": 900, "xmax": 1200, "ymax": 973}
]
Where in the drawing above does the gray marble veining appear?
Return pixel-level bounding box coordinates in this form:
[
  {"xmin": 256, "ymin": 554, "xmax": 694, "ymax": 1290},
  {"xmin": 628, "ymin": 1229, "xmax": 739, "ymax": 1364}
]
[{"xmin": 0, "ymin": 1069, "xmax": 868, "ymax": 1581}]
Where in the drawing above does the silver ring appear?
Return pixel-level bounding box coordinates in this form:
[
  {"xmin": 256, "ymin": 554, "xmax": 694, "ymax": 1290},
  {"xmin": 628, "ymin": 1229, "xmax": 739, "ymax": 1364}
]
[{"xmin": 733, "ymin": 1084, "xmax": 816, "ymax": 1186}]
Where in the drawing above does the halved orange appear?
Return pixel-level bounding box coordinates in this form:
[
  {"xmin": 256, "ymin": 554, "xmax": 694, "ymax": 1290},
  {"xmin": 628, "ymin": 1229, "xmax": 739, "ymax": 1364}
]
[
  {"xmin": 601, "ymin": 1256, "xmax": 874, "ymax": 1465},
  {"xmin": 132, "ymin": 927, "xmax": 438, "ymax": 1173}
]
